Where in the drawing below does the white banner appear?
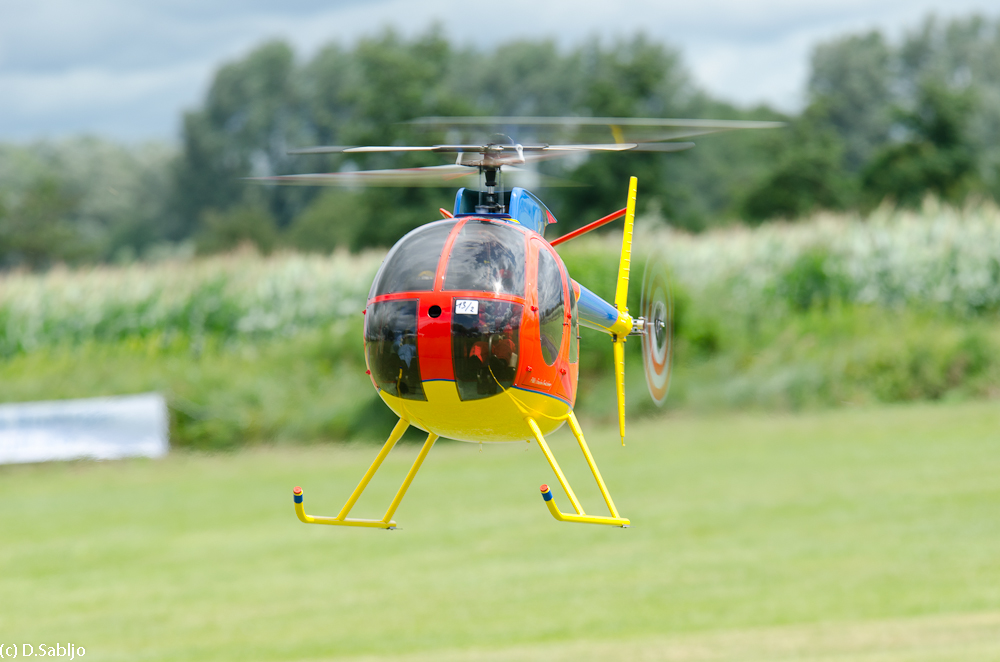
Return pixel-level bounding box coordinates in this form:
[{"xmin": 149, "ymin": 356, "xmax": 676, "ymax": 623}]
[{"xmin": 0, "ymin": 393, "xmax": 168, "ymax": 464}]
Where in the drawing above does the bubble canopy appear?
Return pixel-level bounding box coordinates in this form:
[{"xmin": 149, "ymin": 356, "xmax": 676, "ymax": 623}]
[
  {"xmin": 369, "ymin": 220, "xmax": 458, "ymax": 298},
  {"xmin": 368, "ymin": 218, "xmax": 529, "ymax": 298},
  {"xmin": 365, "ymin": 217, "xmax": 567, "ymax": 403},
  {"xmin": 443, "ymin": 221, "xmax": 526, "ymax": 296}
]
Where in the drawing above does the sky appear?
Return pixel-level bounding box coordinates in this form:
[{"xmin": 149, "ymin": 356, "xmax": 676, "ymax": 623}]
[{"xmin": 2, "ymin": 0, "xmax": 999, "ymax": 143}]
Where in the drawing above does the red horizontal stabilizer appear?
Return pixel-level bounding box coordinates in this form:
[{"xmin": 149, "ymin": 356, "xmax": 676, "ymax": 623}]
[{"xmin": 549, "ymin": 208, "xmax": 627, "ymax": 247}]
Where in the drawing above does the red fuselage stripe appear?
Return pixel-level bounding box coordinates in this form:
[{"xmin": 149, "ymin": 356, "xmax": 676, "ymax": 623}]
[
  {"xmin": 434, "ymin": 220, "xmax": 467, "ymax": 292},
  {"xmin": 370, "ymin": 291, "xmax": 526, "ymax": 305}
]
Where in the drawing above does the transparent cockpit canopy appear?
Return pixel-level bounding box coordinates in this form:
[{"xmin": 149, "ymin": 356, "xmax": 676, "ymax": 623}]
[
  {"xmin": 370, "ymin": 220, "xmax": 457, "ymax": 298},
  {"xmin": 569, "ymin": 283, "xmax": 579, "ymax": 364},
  {"xmin": 451, "ymin": 298, "xmax": 522, "ymax": 401},
  {"xmin": 443, "ymin": 221, "xmax": 526, "ymax": 296},
  {"xmin": 536, "ymin": 247, "xmax": 565, "ymax": 366},
  {"xmin": 364, "ymin": 300, "xmax": 425, "ymax": 400}
]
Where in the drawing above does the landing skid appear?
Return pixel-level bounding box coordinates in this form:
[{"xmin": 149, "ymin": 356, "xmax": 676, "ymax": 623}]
[
  {"xmin": 527, "ymin": 413, "xmax": 630, "ymax": 527},
  {"xmin": 292, "ymin": 412, "xmax": 629, "ymax": 528},
  {"xmin": 293, "ymin": 418, "xmax": 437, "ymax": 529}
]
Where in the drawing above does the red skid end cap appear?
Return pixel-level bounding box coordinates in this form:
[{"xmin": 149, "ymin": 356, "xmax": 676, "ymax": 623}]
[
  {"xmin": 293, "ymin": 486, "xmax": 303, "ymax": 495},
  {"xmin": 539, "ymin": 484, "xmax": 550, "ymax": 493}
]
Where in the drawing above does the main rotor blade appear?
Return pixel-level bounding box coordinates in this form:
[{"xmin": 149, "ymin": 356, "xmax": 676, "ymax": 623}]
[
  {"xmin": 248, "ymin": 164, "xmax": 576, "ymax": 188},
  {"xmin": 622, "ymin": 141, "xmax": 696, "ymax": 153},
  {"xmin": 273, "ymin": 140, "xmax": 695, "ymax": 189},
  {"xmin": 287, "ymin": 145, "xmax": 538, "ymax": 155},
  {"xmin": 539, "ymin": 143, "xmax": 634, "ymax": 151},
  {"xmin": 250, "ymin": 164, "xmax": 477, "ymax": 187},
  {"xmin": 409, "ymin": 116, "xmax": 783, "ymax": 142},
  {"xmin": 288, "ymin": 143, "xmax": 647, "ymax": 156},
  {"xmin": 410, "ymin": 116, "xmax": 784, "ymax": 130}
]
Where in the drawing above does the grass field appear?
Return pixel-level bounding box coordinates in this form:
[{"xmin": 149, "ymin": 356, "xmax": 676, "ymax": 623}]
[{"xmin": 2, "ymin": 401, "xmax": 999, "ymax": 661}]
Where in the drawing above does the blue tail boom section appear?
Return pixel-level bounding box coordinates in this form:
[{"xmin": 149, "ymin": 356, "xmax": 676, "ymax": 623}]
[{"xmin": 575, "ymin": 281, "xmax": 620, "ymax": 335}]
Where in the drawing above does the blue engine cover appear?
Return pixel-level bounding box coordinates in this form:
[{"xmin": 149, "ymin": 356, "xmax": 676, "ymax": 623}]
[
  {"xmin": 453, "ymin": 187, "xmax": 557, "ymax": 237},
  {"xmin": 507, "ymin": 188, "xmax": 557, "ymax": 236}
]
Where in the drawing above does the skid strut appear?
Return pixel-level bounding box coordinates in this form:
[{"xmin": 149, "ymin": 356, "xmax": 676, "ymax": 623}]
[
  {"xmin": 293, "ymin": 418, "xmax": 438, "ymax": 529},
  {"xmin": 527, "ymin": 412, "xmax": 630, "ymax": 527}
]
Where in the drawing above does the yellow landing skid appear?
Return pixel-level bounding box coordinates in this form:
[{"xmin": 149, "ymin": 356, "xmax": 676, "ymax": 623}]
[
  {"xmin": 540, "ymin": 485, "xmax": 629, "ymax": 526},
  {"xmin": 527, "ymin": 413, "xmax": 630, "ymax": 527},
  {"xmin": 293, "ymin": 418, "xmax": 437, "ymax": 529},
  {"xmin": 292, "ymin": 411, "xmax": 629, "ymax": 529}
]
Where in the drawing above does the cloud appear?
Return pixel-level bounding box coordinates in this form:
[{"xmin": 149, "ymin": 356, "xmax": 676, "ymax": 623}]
[
  {"xmin": 0, "ymin": 65, "xmax": 206, "ymax": 140},
  {"xmin": 0, "ymin": 0, "xmax": 998, "ymax": 140}
]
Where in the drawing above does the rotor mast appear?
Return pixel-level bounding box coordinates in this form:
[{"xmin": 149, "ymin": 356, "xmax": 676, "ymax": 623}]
[{"xmin": 477, "ymin": 166, "xmax": 503, "ymax": 214}]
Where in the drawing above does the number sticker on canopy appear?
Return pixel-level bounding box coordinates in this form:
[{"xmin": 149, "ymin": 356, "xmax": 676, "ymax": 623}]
[{"xmin": 455, "ymin": 300, "xmax": 479, "ymax": 315}]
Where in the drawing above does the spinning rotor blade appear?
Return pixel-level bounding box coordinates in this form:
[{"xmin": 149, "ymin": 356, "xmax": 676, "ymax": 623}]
[
  {"xmin": 289, "ymin": 142, "xmax": 672, "ymax": 156},
  {"xmin": 249, "ymin": 164, "xmax": 575, "ymax": 188},
  {"xmin": 539, "ymin": 143, "xmax": 637, "ymax": 151},
  {"xmin": 614, "ymin": 142, "xmax": 695, "ymax": 153},
  {"xmin": 412, "ymin": 115, "xmax": 782, "ymax": 129},
  {"xmin": 497, "ymin": 142, "xmax": 694, "ymax": 166},
  {"xmin": 410, "ymin": 115, "xmax": 783, "ymax": 142},
  {"xmin": 285, "ymin": 141, "xmax": 693, "ymax": 171},
  {"xmin": 287, "ymin": 144, "xmax": 531, "ymax": 155},
  {"xmin": 250, "ymin": 164, "xmax": 477, "ymax": 187},
  {"xmin": 275, "ymin": 132, "xmax": 701, "ymax": 190},
  {"xmin": 282, "ymin": 142, "xmax": 694, "ymax": 174},
  {"xmin": 640, "ymin": 253, "xmax": 673, "ymax": 407}
]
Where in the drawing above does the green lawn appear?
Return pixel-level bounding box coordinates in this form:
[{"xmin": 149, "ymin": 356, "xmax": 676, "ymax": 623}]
[{"xmin": 2, "ymin": 401, "xmax": 999, "ymax": 661}]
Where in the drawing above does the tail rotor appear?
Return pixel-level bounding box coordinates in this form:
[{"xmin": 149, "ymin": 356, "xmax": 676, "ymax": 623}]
[{"xmin": 640, "ymin": 253, "xmax": 673, "ymax": 407}]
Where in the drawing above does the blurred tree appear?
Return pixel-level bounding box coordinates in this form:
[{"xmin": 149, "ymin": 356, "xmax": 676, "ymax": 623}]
[
  {"xmin": 741, "ymin": 110, "xmax": 855, "ymax": 222},
  {"xmin": 195, "ymin": 201, "xmax": 279, "ymax": 255},
  {"xmin": 0, "ymin": 139, "xmax": 177, "ymax": 267},
  {"xmin": 302, "ymin": 29, "xmax": 468, "ymax": 249},
  {"xmin": 0, "ymin": 177, "xmax": 88, "ymax": 268},
  {"xmin": 171, "ymin": 29, "xmax": 783, "ymax": 246},
  {"xmin": 172, "ymin": 41, "xmax": 310, "ymax": 239},
  {"xmin": 286, "ymin": 190, "xmax": 367, "ymax": 253},
  {"xmin": 896, "ymin": 15, "xmax": 1000, "ymax": 196},
  {"xmin": 453, "ymin": 39, "xmax": 580, "ymax": 117},
  {"xmin": 743, "ymin": 14, "xmax": 1000, "ymax": 222},
  {"xmin": 312, "ymin": 28, "xmax": 466, "ymax": 146},
  {"xmin": 17, "ymin": 18, "xmax": 1000, "ymax": 266},
  {"xmin": 862, "ymin": 81, "xmax": 981, "ymax": 208},
  {"xmin": 551, "ymin": 36, "xmax": 705, "ymax": 231},
  {"xmin": 807, "ymin": 32, "xmax": 894, "ymax": 172}
]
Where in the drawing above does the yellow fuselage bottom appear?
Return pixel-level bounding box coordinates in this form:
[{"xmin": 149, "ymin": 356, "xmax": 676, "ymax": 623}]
[{"xmin": 378, "ymin": 381, "xmax": 570, "ymax": 442}]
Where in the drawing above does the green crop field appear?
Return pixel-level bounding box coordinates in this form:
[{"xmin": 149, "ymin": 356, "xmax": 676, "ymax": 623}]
[
  {"xmin": 2, "ymin": 401, "xmax": 999, "ymax": 661},
  {"xmin": 4, "ymin": 204, "xmax": 1000, "ymax": 449}
]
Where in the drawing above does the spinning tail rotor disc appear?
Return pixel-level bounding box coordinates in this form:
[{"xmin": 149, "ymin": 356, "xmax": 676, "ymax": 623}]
[{"xmin": 640, "ymin": 253, "xmax": 673, "ymax": 407}]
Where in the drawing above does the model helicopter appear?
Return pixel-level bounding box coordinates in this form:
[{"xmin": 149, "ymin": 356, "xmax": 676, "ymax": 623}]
[{"xmin": 256, "ymin": 116, "xmax": 780, "ymax": 528}]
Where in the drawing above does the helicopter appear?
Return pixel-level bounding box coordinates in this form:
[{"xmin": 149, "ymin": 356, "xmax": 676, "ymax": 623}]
[{"xmin": 256, "ymin": 116, "xmax": 781, "ymax": 528}]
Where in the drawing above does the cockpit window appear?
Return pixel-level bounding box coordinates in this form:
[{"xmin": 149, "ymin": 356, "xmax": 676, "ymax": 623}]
[
  {"xmin": 443, "ymin": 221, "xmax": 525, "ymax": 296},
  {"xmin": 537, "ymin": 247, "xmax": 565, "ymax": 366},
  {"xmin": 451, "ymin": 299, "xmax": 522, "ymax": 401},
  {"xmin": 370, "ymin": 221, "xmax": 456, "ymax": 298},
  {"xmin": 569, "ymin": 284, "xmax": 579, "ymax": 364},
  {"xmin": 364, "ymin": 300, "xmax": 425, "ymax": 400}
]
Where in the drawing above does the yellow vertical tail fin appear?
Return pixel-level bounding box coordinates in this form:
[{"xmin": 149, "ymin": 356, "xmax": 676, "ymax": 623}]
[
  {"xmin": 613, "ymin": 176, "xmax": 637, "ymax": 445},
  {"xmin": 613, "ymin": 338, "xmax": 626, "ymax": 445},
  {"xmin": 615, "ymin": 176, "xmax": 637, "ymax": 311}
]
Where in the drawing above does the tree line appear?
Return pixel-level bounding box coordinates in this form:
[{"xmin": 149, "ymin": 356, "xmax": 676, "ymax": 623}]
[{"xmin": 1, "ymin": 14, "xmax": 999, "ymax": 269}]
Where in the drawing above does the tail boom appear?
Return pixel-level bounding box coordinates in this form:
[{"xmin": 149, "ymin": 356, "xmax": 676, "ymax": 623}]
[{"xmin": 575, "ymin": 282, "xmax": 635, "ymax": 337}]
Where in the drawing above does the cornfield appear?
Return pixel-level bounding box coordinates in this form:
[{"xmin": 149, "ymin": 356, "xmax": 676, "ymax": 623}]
[
  {"xmin": 3, "ymin": 201, "xmax": 1000, "ymax": 357},
  {"xmin": 0, "ymin": 248, "xmax": 381, "ymax": 356},
  {"xmin": 650, "ymin": 200, "xmax": 1000, "ymax": 315}
]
